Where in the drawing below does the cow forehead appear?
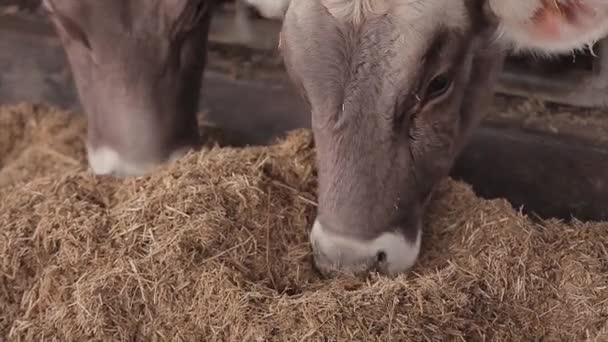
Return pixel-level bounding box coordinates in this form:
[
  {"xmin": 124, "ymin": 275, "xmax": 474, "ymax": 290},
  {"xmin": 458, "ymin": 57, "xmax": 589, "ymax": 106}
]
[
  {"xmin": 283, "ymin": 0, "xmax": 475, "ymax": 112},
  {"xmin": 319, "ymin": 0, "xmax": 472, "ymax": 80},
  {"xmin": 321, "ymin": 0, "xmax": 470, "ymax": 31}
]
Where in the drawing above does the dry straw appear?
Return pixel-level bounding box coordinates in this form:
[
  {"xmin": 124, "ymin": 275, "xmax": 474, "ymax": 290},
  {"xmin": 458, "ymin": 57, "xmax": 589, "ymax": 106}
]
[{"xmin": 1, "ymin": 104, "xmax": 607, "ymax": 341}]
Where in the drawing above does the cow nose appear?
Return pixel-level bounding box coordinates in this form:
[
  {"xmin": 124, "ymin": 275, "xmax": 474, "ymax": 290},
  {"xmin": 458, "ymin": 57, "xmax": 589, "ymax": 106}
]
[{"xmin": 309, "ymin": 218, "xmax": 421, "ymax": 277}]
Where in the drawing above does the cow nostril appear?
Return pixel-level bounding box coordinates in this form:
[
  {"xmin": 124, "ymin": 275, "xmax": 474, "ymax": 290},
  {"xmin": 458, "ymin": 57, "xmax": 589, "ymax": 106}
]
[{"xmin": 376, "ymin": 250, "xmax": 387, "ymax": 263}]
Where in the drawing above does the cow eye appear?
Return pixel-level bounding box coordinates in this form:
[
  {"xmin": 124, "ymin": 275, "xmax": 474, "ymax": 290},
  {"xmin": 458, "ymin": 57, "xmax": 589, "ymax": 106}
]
[{"xmin": 426, "ymin": 73, "xmax": 452, "ymax": 100}]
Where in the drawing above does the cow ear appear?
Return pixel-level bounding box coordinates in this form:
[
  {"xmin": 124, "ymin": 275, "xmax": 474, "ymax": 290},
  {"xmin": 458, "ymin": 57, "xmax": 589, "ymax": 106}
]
[{"xmin": 488, "ymin": 0, "xmax": 608, "ymax": 54}]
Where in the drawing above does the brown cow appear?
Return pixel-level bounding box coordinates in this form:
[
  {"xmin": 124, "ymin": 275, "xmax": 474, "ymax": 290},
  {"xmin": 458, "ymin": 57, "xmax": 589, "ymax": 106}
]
[
  {"xmin": 43, "ymin": 0, "xmax": 218, "ymax": 176},
  {"xmin": 279, "ymin": 0, "xmax": 608, "ymax": 276}
]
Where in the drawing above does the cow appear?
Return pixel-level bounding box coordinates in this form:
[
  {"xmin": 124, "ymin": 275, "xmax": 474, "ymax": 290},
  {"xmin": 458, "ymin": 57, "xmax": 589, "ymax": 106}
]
[
  {"xmin": 40, "ymin": 0, "xmax": 283, "ymax": 176},
  {"xmin": 42, "ymin": 0, "xmax": 218, "ymax": 176},
  {"xmin": 42, "ymin": 0, "xmax": 608, "ymax": 276},
  {"xmin": 277, "ymin": 0, "xmax": 608, "ymax": 276}
]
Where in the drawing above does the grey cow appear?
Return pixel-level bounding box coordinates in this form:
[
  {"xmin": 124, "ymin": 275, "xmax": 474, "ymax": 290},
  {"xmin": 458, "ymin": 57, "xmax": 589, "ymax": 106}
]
[{"xmin": 42, "ymin": 0, "xmax": 608, "ymax": 277}]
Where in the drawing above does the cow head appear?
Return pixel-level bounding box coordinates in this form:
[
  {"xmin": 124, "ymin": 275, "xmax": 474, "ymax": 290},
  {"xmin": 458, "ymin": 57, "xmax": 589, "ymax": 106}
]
[
  {"xmin": 279, "ymin": 0, "xmax": 608, "ymax": 276},
  {"xmin": 43, "ymin": 0, "xmax": 217, "ymax": 176}
]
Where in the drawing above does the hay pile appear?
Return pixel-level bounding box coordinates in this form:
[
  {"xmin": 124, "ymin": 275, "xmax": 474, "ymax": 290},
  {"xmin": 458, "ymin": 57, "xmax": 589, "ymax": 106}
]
[{"xmin": 1, "ymin": 103, "xmax": 607, "ymax": 341}]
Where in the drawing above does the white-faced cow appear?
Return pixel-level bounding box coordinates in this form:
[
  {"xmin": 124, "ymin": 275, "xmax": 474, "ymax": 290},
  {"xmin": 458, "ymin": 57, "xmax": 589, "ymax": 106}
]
[{"xmin": 42, "ymin": 0, "xmax": 608, "ymax": 276}]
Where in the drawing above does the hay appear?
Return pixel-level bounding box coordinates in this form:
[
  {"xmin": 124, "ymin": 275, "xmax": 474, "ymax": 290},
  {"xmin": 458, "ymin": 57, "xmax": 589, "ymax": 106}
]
[
  {"xmin": 0, "ymin": 103, "xmax": 87, "ymax": 187},
  {"xmin": 1, "ymin": 103, "xmax": 607, "ymax": 341}
]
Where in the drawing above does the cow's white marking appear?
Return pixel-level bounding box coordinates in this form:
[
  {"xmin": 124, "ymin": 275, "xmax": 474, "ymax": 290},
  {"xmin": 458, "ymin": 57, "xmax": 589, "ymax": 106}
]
[
  {"xmin": 86, "ymin": 145, "xmax": 155, "ymax": 177},
  {"xmin": 310, "ymin": 219, "xmax": 421, "ymax": 275}
]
